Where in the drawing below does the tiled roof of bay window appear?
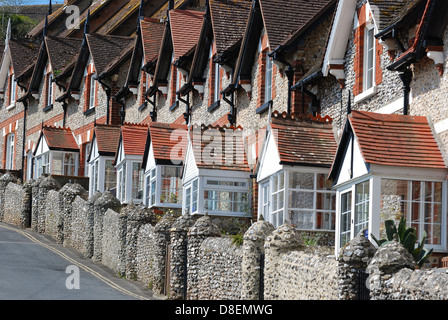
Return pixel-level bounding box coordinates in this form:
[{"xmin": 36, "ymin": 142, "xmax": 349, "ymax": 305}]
[
  {"xmin": 270, "ymin": 111, "xmax": 337, "ymax": 168},
  {"xmin": 41, "ymin": 126, "xmax": 79, "ymax": 152},
  {"xmin": 348, "ymin": 110, "xmax": 446, "ymax": 169}
]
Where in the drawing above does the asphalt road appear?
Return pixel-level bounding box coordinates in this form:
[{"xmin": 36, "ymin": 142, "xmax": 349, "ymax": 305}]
[{"xmin": 0, "ymin": 222, "xmax": 162, "ymax": 300}]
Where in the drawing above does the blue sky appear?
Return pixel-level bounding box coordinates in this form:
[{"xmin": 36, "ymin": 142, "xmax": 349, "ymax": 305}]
[{"xmin": 22, "ymin": 0, "xmax": 64, "ymax": 5}]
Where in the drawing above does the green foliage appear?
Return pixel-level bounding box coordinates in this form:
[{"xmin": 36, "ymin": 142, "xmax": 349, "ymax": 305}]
[
  {"xmin": 0, "ymin": 13, "xmax": 38, "ymax": 40},
  {"xmin": 301, "ymin": 233, "xmax": 321, "ymax": 247},
  {"xmin": 371, "ymin": 216, "xmax": 433, "ymax": 268},
  {"xmin": 230, "ymin": 233, "xmax": 244, "ymax": 247}
]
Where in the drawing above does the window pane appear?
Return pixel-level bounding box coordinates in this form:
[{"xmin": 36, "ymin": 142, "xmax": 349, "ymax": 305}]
[
  {"xmin": 317, "ymin": 211, "xmax": 335, "ymax": 230},
  {"xmin": 104, "ymin": 160, "xmax": 116, "ymax": 191},
  {"xmin": 290, "ymin": 211, "xmax": 313, "ymax": 230},
  {"xmin": 354, "ymin": 181, "xmax": 370, "ymax": 235},
  {"xmin": 132, "ymin": 162, "xmax": 143, "ymax": 200},
  {"xmin": 288, "ymin": 191, "xmax": 314, "ymax": 209},
  {"xmin": 289, "ymin": 172, "xmax": 314, "ymax": 190},
  {"xmin": 316, "ymin": 173, "xmax": 332, "ymax": 190},
  {"xmin": 160, "ymin": 166, "xmax": 182, "ymax": 204},
  {"xmin": 52, "ymin": 153, "xmax": 63, "ymax": 175},
  {"xmin": 316, "ymin": 192, "xmax": 336, "ymax": 211},
  {"xmin": 340, "ymin": 191, "xmax": 352, "ymax": 247}
]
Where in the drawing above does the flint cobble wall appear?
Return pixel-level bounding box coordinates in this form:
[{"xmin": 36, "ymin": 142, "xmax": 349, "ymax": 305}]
[{"xmin": 2, "ymin": 175, "xmax": 448, "ymax": 300}]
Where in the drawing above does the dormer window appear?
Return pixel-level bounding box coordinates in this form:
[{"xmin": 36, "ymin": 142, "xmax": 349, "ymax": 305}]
[
  {"xmin": 264, "ymin": 51, "xmax": 273, "ymax": 103},
  {"xmin": 364, "ymin": 24, "xmax": 375, "ymax": 91},
  {"xmin": 47, "ymin": 73, "xmax": 53, "ymax": 107},
  {"xmin": 214, "ymin": 62, "xmax": 220, "ymax": 103},
  {"xmin": 89, "ymin": 75, "xmax": 96, "ymax": 109}
]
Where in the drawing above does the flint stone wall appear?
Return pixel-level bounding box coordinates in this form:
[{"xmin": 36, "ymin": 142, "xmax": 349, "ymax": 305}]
[
  {"xmin": 43, "ymin": 189, "xmax": 62, "ymax": 240},
  {"xmin": 3, "ymin": 182, "xmax": 24, "ymax": 226},
  {"xmin": 195, "ymin": 237, "xmax": 243, "ymax": 300},
  {"xmin": 101, "ymin": 208, "xmax": 128, "ymax": 276}
]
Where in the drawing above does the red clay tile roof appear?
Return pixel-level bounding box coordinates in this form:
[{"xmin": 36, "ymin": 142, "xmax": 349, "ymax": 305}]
[
  {"xmin": 190, "ymin": 124, "xmax": 250, "ymax": 171},
  {"xmin": 349, "ymin": 110, "xmax": 446, "ymax": 169},
  {"xmin": 169, "ymin": 9, "xmax": 204, "ymax": 60},
  {"xmin": 149, "ymin": 122, "xmax": 188, "ymax": 163},
  {"xmin": 140, "ymin": 18, "xmax": 165, "ymax": 64},
  {"xmin": 270, "ymin": 111, "xmax": 337, "ymax": 167},
  {"xmin": 42, "ymin": 126, "xmax": 79, "ymax": 151},
  {"xmin": 94, "ymin": 124, "xmax": 121, "ymax": 155},
  {"xmin": 121, "ymin": 123, "xmax": 149, "ymax": 156}
]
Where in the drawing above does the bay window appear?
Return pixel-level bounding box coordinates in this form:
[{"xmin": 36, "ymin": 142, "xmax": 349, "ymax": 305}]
[
  {"xmin": 143, "ymin": 165, "xmax": 182, "ymax": 209},
  {"xmin": 34, "ymin": 151, "xmax": 78, "ymax": 179},
  {"xmin": 259, "ymin": 170, "xmax": 336, "ymax": 230},
  {"xmin": 116, "ymin": 160, "xmax": 144, "ymax": 204},
  {"xmin": 336, "ymin": 176, "xmax": 447, "ymax": 252}
]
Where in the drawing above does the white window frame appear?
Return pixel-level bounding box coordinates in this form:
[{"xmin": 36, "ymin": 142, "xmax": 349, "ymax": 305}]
[
  {"xmin": 47, "ymin": 73, "xmax": 54, "ymax": 107},
  {"xmin": 265, "ymin": 51, "xmax": 273, "ymax": 103},
  {"xmin": 258, "ymin": 168, "xmax": 336, "ymax": 230},
  {"xmin": 214, "ymin": 62, "xmax": 220, "ymax": 102},
  {"xmin": 184, "ymin": 178, "xmax": 199, "ymax": 214},
  {"xmin": 89, "ymin": 75, "xmax": 96, "ymax": 109},
  {"xmin": 6, "ymin": 133, "xmax": 14, "ymax": 170},
  {"xmin": 203, "ymin": 177, "xmax": 250, "ymax": 216},
  {"xmin": 363, "ymin": 23, "xmax": 376, "ymax": 92},
  {"xmin": 335, "ymin": 174, "xmax": 447, "ymax": 254},
  {"xmin": 115, "ymin": 159, "xmax": 144, "ymax": 204}
]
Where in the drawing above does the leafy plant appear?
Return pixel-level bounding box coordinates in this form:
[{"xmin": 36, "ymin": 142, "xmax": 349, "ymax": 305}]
[
  {"xmin": 301, "ymin": 233, "xmax": 321, "ymax": 247},
  {"xmin": 371, "ymin": 216, "xmax": 433, "ymax": 268}
]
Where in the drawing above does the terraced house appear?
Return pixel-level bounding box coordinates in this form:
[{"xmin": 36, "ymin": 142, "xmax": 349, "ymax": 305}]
[{"xmin": 1, "ymin": 0, "xmax": 448, "ymax": 266}]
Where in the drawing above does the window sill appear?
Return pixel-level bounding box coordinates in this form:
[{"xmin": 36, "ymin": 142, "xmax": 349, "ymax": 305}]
[
  {"xmin": 208, "ymin": 100, "xmax": 220, "ymax": 112},
  {"xmin": 138, "ymin": 102, "xmax": 147, "ymax": 112},
  {"xmin": 43, "ymin": 104, "xmax": 53, "ymax": 112},
  {"xmin": 169, "ymin": 101, "xmax": 179, "ymax": 111},
  {"xmin": 354, "ymin": 85, "xmax": 377, "ymax": 104},
  {"xmin": 84, "ymin": 107, "xmax": 95, "ymax": 116},
  {"xmin": 256, "ymin": 100, "xmax": 272, "ymax": 114},
  {"xmin": 6, "ymin": 102, "xmax": 16, "ymax": 110}
]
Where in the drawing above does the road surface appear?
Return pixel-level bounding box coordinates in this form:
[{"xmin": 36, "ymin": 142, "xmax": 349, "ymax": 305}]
[{"xmin": 0, "ymin": 222, "xmax": 161, "ymax": 300}]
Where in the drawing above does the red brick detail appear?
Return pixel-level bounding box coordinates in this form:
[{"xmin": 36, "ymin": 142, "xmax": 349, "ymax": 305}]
[
  {"xmin": 170, "ymin": 65, "xmax": 178, "ymax": 106},
  {"xmin": 208, "ymin": 58, "xmax": 216, "ymax": 107},
  {"xmin": 110, "ymin": 86, "xmax": 122, "ymax": 125},
  {"xmin": 256, "ymin": 49, "xmax": 267, "ymax": 108},
  {"xmin": 140, "ymin": 71, "xmax": 147, "ymax": 105},
  {"xmin": 353, "ymin": 26, "xmax": 364, "ymax": 97},
  {"xmin": 375, "ymin": 38, "xmax": 383, "ymax": 86}
]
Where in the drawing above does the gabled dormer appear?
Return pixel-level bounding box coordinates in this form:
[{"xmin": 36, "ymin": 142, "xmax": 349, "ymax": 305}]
[
  {"xmin": 148, "ymin": 8, "xmax": 203, "ymax": 123},
  {"xmin": 25, "ymin": 35, "xmax": 82, "ymax": 113},
  {"xmin": 178, "ymin": 0, "xmax": 251, "ymax": 125}
]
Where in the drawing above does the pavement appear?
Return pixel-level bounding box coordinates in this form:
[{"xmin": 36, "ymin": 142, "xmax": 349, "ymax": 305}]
[{"xmin": 0, "ymin": 222, "xmax": 164, "ymax": 300}]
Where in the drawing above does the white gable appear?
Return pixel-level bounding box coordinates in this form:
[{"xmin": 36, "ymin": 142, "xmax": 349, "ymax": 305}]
[
  {"xmin": 322, "ymin": 0, "xmax": 357, "ymax": 77},
  {"xmin": 144, "ymin": 142, "xmax": 156, "ymax": 173},
  {"xmin": 0, "ymin": 48, "xmax": 12, "ymax": 92},
  {"xmin": 256, "ymin": 126, "xmax": 282, "ymax": 182},
  {"xmin": 116, "ymin": 138, "xmax": 125, "ymax": 166},
  {"xmin": 334, "ymin": 136, "xmax": 369, "ymax": 187},
  {"xmin": 182, "ymin": 140, "xmax": 199, "ymax": 184},
  {"xmin": 34, "ymin": 134, "xmax": 49, "ymax": 157},
  {"xmin": 89, "ymin": 135, "xmax": 99, "ymax": 163}
]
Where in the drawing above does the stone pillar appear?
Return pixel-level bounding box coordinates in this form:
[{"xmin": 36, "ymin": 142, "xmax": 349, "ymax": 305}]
[
  {"xmin": 83, "ymin": 191, "xmax": 102, "ymax": 259},
  {"xmin": 93, "ymin": 191, "xmax": 121, "ymax": 263},
  {"xmin": 31, "ymin": 176, "xmax": 44, "ymax": 231},
  {"xmin": 0, "ymin": 172, "xmax": 17, "ymax": 221},
  {"xmin": 187, "ymin": 214, "xmax": 221, "ymax": 300},
  {"xmin": 59, "ymin": 182, "xmax": 88, "ymax": 246},
  {"xmin": 263, "ymin": 223, "xmax": 302, "ymax": 300},
  {"xmin": 152, "ymin": 212, "xmax": 177, "ymax": 295},
  {"xmin": 125, "ymin": 203, "xmax": 157, "ymax": 280},
  {"xmin": 169, "ymin": 214, "xmax": 196, "ymax": 300},
  {"xmin": 367, "ymin": 241, "xmax": 416, "ymax": 300},
  {"xmin": 20, "ymin": 179, "xmax": 33, "ymax": 229},
  {"xmin": 37, "ymin": 175, "xmax": 61, "ymax": 234},
  {"xmin": 241, "ymin": 219, "xmax": 275, "ymax": 300},
  {"xmin": 337, "ymin": 232, "xmax": 377, "ymax": 300}
]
